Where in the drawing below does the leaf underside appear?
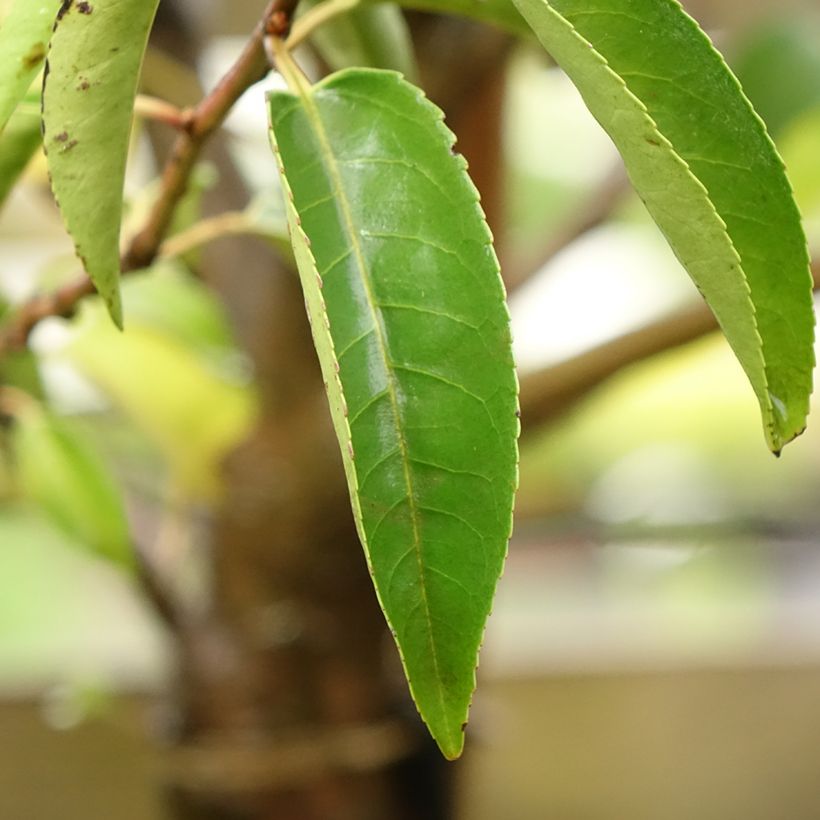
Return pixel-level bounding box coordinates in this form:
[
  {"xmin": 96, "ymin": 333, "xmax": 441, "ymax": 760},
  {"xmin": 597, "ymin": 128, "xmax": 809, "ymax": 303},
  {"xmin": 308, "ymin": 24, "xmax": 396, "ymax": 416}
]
[
  {"xmin": 43, "ymin": 0, "xmax": 161, "ymax": 327},
  {"xmin": 513, "ymin": 0, "xmax": 815, "ymax": 452},
  {"xmin": 268, "ymin": 68, "xmax": 518, "ymax": 759}
]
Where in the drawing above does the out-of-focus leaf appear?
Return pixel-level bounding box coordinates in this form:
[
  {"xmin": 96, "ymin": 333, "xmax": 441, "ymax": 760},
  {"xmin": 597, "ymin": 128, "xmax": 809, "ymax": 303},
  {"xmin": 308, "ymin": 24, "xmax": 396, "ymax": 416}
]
[
  {"xmin": 11, "ymin": 402, "xmax": 132, "ymax": 568},
  {"xmin": 302, "ymin": 0, "xmax": 418, "ymax": 82},
  {"xmin": 42, "ymin": 0, "xmax": 161, "ymax": 327},
  {"xmin": 65, "ymin": 313, "xmax": 256, "ymax": 501},
  {"xmin": 269, "ymin": 67, "xmax": 519, "ymax": 759},
  {"xmin": 778, "ymin": 106, "xmax": 820, "ymax": 225},
  {"xmin": 378, "ymin": 0, "xmax": 528, "ymax": 35},
  {"xmin": 0, "ymin": 93, "xmax": 42, "ymax": 208},
  {"xmin": 512, "ymin": 0, "xmax": 815, "ymax": 453},
  {"xmin": 0, "ymin": 0, "xmax": 60, "ymax": 132},
  {"xmin": 733, "ymin": 20, "xmax": 820, "ymax": 139},
  {"xmin": 0, "ymin": 350, "xmax": 45, "ymax": 399},
  {"xmin": 119, "ymin": 262, "xmax": 244, "ymax": 367}
]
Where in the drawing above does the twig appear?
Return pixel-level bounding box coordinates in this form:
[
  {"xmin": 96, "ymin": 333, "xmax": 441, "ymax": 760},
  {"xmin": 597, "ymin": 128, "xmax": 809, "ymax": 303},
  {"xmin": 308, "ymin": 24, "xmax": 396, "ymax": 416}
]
[
  {"xmin": 134, "ymin": 95, "xmax": 192, "ymax": 130},
  {"xmin": 159, "ymin": 211, "xmax": 251, "ymax": 259},
  {"xmin": 518, "ymin": 256, "xmax": 820, "ymax": 435},
  {"xmin": 0, "ymin": 0, "xmax": 296, "ymax": 355}
]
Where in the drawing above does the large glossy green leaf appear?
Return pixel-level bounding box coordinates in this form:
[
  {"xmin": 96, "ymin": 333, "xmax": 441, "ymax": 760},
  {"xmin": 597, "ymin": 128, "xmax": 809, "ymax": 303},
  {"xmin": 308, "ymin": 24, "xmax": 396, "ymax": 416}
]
[
  {"xmin": 42, "ymin": 0, "xmax": 161, "ymax": 327},
  {"xmin": 0, "ymin": 0, "xmax": 60, "ymax": 132},
  {"xmin": 268, "ymin": 67, "xmax": 518, "ymax": 758},
  {"xmin": 11, "ymin": 403, "xmax": 132, "ymax": 568},
  {"xmin": 512, "ymin": 0, "xmax": 815, "ymax": 453}
]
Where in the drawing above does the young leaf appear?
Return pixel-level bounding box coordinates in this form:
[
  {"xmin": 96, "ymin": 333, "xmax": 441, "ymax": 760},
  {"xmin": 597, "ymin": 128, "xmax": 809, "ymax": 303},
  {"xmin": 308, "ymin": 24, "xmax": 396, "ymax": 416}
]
[
  {"xmin": 512, "ymin": 0, "xmax": 815, "ymax": 453},
  {"xmin": 0, "ymin": 0, "xmax": 61, "ymax": 132},
  {"xmin": 268, "ymin": 67, "xmax": 518, "ymax": 759},
  {"xmin": 42, "ymin": 0, "xmax": 161, "ymax": 327}
]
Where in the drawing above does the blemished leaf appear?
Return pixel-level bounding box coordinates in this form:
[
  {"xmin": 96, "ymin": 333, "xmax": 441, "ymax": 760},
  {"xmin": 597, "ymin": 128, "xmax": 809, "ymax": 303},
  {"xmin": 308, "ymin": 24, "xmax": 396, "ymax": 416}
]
[
  {"xmin": 11, "ymin": 403, "xmax": 132, "ymax": 568},
  {"xmin": 512, "ymin": 0, "xmax": 815, "ymax": 453},
  {"xmin": 0, "ymin": 93, "xmax": 42, "ymax": 209},
  {"xmin": 42, "ymin": 0, "xmax": 161, "ymax": 327},
  {"xmin": 268, "ymin": 67, "xmax": 519, "ymax": 759},
  {"xmin": 302, "ymin": 1, "xmax": 418, "ymax": 82},
  {"xmin": 0, "ymin": 0, "xmax": 60, "ymax": 132}
]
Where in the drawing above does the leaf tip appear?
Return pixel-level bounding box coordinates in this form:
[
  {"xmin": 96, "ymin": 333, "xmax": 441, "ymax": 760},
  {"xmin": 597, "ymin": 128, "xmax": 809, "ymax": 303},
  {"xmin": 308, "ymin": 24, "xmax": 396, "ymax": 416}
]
[
  {"xmin": 105, "ymin": 288, "xmax": 124, "ymax": 330},
  {"xmin": 434, "ymin": 723, "xmax": 466, "ymax": 761}
]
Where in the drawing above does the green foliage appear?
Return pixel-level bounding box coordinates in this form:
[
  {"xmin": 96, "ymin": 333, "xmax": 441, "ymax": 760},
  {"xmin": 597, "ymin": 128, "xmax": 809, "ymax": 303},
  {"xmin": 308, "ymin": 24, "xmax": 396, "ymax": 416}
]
[
  {"xmin": 64, "ymin": 281, "xmax": 257, "ymax": 502},
  {"xmin": 0, "ymin": 93, "xmax": 41, "ymax": 209},
  {"xmin": 303, "ymin": 1, "xmax": 419, "ymax": 81},
  {"xmin": 389, "ymin": 0, "xmax": 529, "ymax": 35},
  {"xmin": 42, "ymin": 0, "xmax": 161, "ymax": 326},
  {"xmin": 269, "ymin": 67, "xmax": 519, "ymax": 758},
  {"xmin": 0, "ymin": 0, "xmax": 60, "ymax": 132},
  {"xmin": 511, "ymin": 0, "xmax": 815, "ymax": 453},
  {"xmin": 0, "ymin": 0, "xmax": 815, "ymax": 762},
  {"xmin": 733, "ymin": 20, "xmax": 820, "ymax": 139},
  {"xmin": 10, "ymin": 401, "xmax": 132, "ymax": 568}
]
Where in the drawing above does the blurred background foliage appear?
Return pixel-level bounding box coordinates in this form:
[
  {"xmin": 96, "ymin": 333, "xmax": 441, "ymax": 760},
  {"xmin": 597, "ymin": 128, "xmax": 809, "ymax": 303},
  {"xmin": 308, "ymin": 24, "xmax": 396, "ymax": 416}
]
[{"xmin": 2, "ymin": 0, "xmax": 820, "ymax": 818}]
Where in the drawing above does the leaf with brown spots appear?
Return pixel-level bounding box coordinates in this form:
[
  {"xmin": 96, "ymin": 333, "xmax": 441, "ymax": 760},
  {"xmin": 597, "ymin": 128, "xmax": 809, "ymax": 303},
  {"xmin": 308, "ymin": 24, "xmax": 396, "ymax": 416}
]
[{"xmin": 43, "ymin": 0, "xmax": 160, "ymax": 327}]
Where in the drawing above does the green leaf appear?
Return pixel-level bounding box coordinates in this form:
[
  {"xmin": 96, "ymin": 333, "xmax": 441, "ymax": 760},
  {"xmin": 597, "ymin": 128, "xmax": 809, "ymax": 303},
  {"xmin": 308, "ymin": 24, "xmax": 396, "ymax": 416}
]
[
  {"xmin": 374, "ymin": 0, "xmax": 529, "ymax": 36},
  {"xmin": 42, "ymin": 0, "xmax": 161, "ymax": 327},
  {"xmin": 11, "ymin": 403, "xmax": 133, "ymax": 568},
  {"xmin": 0, "ymin": 0, "xmax": 60, "ymax": 132},
  {"xmin": 65, "ymin": 303, "xmax": 257, "ymax": 502},
  {"xmin": 779, "ymin": 105, "xmax": 820, "ymax": 225},
  {"xmin": 733, "ymin": 19, "xmax": 820, "ymax": 138},
  {"xmin": 268, "ymin": 67, "xmax": 518, "ymax": 759},
  {"xmin": 302, "ymin": 1, "xmax": 418, "ymax": 82},
  {"xmin": 0, "ymin": 93, "xmax": 42, "ymax": 209},
  {"xmin": 512, "ymin": 0, "xmax": 815, "ymax": 453}
]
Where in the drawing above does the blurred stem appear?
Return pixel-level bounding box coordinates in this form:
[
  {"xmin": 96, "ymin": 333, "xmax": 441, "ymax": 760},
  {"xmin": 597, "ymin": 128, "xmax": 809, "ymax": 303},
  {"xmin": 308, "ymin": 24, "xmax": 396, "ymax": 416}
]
[
  {"xmin": 518, "ymin": 255, "xmax": 820, "ymax": 436},
  {"xmin": 134, "ymin": 95, "xmax": 192, "ymax": 130},
  {"xmin": 506, "ymin": 162, "xmax": 631, "ymax": 292},
  {"xmin": 160, "ymin": 211, "xmax": 252, "ymax": 259},
  {"xmin": 0, "ymin": 385, "xmax": 37, "ymax": 418}
]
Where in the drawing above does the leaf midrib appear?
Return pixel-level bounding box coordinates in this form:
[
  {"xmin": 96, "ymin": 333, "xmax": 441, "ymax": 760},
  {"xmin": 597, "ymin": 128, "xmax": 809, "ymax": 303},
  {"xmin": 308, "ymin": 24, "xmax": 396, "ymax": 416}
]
[{"xmin": 296, "ymin": 80, "xmax": 451, "ymax": 728}]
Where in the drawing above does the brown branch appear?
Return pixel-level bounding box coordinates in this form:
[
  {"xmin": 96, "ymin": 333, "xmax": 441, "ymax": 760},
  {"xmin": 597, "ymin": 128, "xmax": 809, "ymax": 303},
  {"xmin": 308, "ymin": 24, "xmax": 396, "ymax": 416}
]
[
  {"xmin": 519, "ymin": 256, "xmax": 820, "ymax": 436},
  {"xmin": 0, "ymin": 0, "xmax": 293, "ymax": 356}
]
